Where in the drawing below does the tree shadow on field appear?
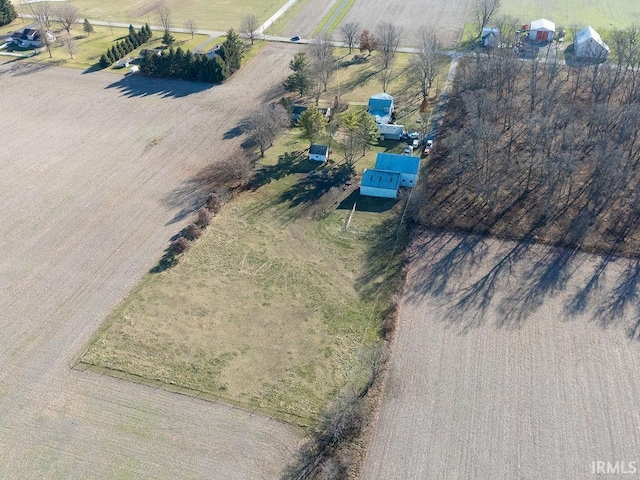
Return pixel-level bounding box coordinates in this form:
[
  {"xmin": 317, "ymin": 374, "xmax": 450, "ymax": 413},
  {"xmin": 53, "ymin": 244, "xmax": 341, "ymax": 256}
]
[
  {"xmin": 105, "ymin": 74, "xmax": 212, "ymax": 98},
  {"xmin": 162, "ymin": 159, "xmax": 245, "ymax": 225},
  {"xmin": 275, "ymin": 164, "xmax": 352, "ymax": 212},
  {"xmin": 7, "ymin": 59, "xmax": 59, "ymax": 76},
  {"xmin": 245, "ymin": 151, "xmax": 313, "ymax": 191}
]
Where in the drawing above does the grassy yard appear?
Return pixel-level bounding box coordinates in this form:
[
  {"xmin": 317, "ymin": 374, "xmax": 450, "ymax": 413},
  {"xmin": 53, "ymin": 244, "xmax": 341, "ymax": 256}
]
[
  {"xmin": 495, "ymin": 0, "xmax": 640, "ymax": 31},
  {"xmin": 18, "ymin": 0, "xmax": 285, "ymax": 32},
  {"xmin": 13, "ymin": 25, "xmax": 208, "ymax": 72},
  {"xmin": 81, "ymin": 130, "xmax": 408, "ymax": 423},
  {"xmin": 0, "ymin": 18, "xmax": 26, "ymax": 36},
  {"xmin": 317, "ymin": 50, "xmax": 451, "ymax": 129}
]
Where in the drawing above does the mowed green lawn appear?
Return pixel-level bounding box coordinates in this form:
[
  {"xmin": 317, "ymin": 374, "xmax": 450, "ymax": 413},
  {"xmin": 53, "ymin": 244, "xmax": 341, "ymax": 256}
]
[
  {"xmin": 81, "ymin": 131, "xmax": 406, "ymax": 422},
  {"xmin": 42, "ymin": 0, "xmax": 284, "ymax": 31},
  {"xmin": 498, "ymin": 0, "xmax": 640, "ymax": 30}
]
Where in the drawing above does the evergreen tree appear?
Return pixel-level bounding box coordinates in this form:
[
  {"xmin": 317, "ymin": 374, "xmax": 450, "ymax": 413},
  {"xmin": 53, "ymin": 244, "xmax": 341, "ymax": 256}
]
[
  {"xmin": 220, "ymin": 29, "xmax": 245, "ymax": 76},
  {"xmin": 0, "ymin": 0, "xmax": 17, "ymax": 27},
  {"xmin": 284, "ymin": 53, "xmax": 312, "ymax": 96},
  {"xmin": 83, "ymin": 19, "xmax": 94, "ymax": 35},
  {"xmin": 298, "ymin": 105, "xmax": 328, "ymax": 146},
  {"xmin": 128, "ymin": 24, "xmax": 135, "ymax": 38},
  {"xmin": 162, "ymin": 31, "xmax": 174, "ymax": 46},
  {"xmin": 99, "ymin": 54, "xmax": 111, "ymax": 68}
]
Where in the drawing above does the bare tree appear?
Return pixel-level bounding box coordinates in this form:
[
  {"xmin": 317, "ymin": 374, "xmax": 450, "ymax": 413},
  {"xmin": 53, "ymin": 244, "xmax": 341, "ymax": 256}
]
[
  {"xmin": 243, "ymin": 104, "xmax": 289, "ymax": 157},
  {"xmin": 339, "ymin": 21, "xmax": 360, "ymax": 54},
  {"xmin": 61, "ymin": 33, "xmax": 77, "ymax": 58},
  {"xmin": 156, "ymin": 1, "xmax": 171, "ymax": 35},
  {"xmin": 240, "ymin": 14, "xmax": 259, "ymax": 45},
  {"xmin": 184, "ymin": 19, "xmax": 198, "ymax": 39},
  {"xmin": 473, "ymin": 0, "xmax": 501, "ymax": 40},
  {"xmin": 310, "ymin": 34, "xmax": 336, "ymax": 94},
  {"xmin": 55, "ymin": 4, "xmax": 79, "ymax": 34},
  {"xmin": 29, "ymin": 0, "xmax": 53, "ymax": 30},
  {"xmin": 37, "ymin": 28, "xmax": 53, "ymax": 57},
  {"xmin": 375, "ymin": 22, "xmax": 403, "ymax": 91},
  {"xmin": 408, "ymin": 27, "xmax": 443, "ymax": 100}
]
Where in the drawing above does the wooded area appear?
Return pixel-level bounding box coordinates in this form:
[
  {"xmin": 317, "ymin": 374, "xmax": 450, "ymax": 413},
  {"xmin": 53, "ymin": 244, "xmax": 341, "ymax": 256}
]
[{"xmin": 413, "ymin": 39, "xmax": 640, "ymax": 258}]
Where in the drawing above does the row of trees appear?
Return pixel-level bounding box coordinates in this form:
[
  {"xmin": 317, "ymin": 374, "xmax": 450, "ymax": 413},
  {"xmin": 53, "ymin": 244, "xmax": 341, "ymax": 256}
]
[
  {"xmin": 99, "ymin": 24, "xmax": 153, "ymax": 67},
  {"xmin": 139, "ymin": 29, "xmax": 245, "ymax": 83},
  {"xmin": 139, "ymin": 47, "xmax": 227, "ymax": 83}
]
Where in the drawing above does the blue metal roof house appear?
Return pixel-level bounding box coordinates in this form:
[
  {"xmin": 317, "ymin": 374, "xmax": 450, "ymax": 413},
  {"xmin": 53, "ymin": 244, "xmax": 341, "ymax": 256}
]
[
  {"xmin": 360, "ymin": 169, "xmax": 401, "ymax": 198},
  {"xmin": 374, "ymin": 153, "xmax": 421, "ymax": 187},
  {"xmin": 368, "ymin": 93, "xmax": 394, "ymax": 124}
]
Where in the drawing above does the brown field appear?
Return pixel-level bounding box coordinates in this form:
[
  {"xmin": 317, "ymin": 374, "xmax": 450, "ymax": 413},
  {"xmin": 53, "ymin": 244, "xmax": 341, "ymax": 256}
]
[
  {"xmin": 364, "ymin": 231, "xmax": 640, "ymax": 479},
  {"xmin": 0, "ymin": 44, "xmax": 302, "ymax": 478},
  {"xmin": 336, "ymin": 0, "xmax": 470, "ymax": 47},
  {"xmin": 281, "ymin": 0, "xmax": 339, "ymax": 37}
]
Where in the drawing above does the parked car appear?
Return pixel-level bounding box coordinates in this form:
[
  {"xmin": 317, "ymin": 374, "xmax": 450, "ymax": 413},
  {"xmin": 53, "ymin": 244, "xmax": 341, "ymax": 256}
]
[
  {"xmin": 422, "ymin": 140, "xmax": 433, "ymax": 157},
  {"xmin": 403, "ymin": 145, "xmax": 414, "ymax": 155},
  {"xmin": 290, "ymin": 35, "xmax": 300, "ymax": 42},
  {"xmin": 411, "ymin": 138, "xmax": 420, "ymax": 149}
]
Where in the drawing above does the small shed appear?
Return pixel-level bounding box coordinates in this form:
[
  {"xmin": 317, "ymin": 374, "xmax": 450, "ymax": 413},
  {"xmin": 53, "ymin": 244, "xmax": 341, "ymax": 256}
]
[
  {"xmin": 360, "ymin": 169, "xmax": 401, "ymax": 198},
  {"xmin": 368, "ymin": 93, "xmax": 394, "ymax": 124},
  {"xmin": 482, "ymin": 27, "xmax": 499, "ymax": 47},
  {"xmin": 309, "ymin": 144, "xmax": 329, "ymax": 162},
  {"xmin": 574, "ymin": 26, "xmax": 610, "ymax": 60},
  {"xmin": 529, "ymin": 19, "xmax": 555, "ymax": 43},
  {"xmin": 374, "ymin": 153, "xmax": 421, "ymax": 187},
  {"xmin": 129, "ymin": 65, "xmax": 140, "ymax": 74}
]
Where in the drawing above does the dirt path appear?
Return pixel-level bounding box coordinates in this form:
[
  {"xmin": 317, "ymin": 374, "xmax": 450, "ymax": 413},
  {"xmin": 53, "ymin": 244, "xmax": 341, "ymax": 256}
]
[
  {"xmin": 364, "ymin": 232, "xmax": 640, "ymax": 479},
  {"xmin": 0, "ymin": 45, "xmax": 301, "ymax": 479}
]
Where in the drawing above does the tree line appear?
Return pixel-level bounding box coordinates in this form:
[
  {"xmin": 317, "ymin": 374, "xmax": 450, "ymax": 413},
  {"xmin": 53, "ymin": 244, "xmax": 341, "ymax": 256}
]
[
  {"xmin": 139, "ymin": 29, "xmax": 245, "ymax": 83},
  {"xmin": 99, "ymin": 24, "xmax": 153, "ymax": 67},
  {"xmin": 413, "ymin": 28, "xmax": 640, "ymax": 256}
]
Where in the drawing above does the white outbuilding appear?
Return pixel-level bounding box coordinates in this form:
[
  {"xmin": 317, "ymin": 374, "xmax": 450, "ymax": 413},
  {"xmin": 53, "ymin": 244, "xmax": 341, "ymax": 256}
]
[
  {"xmin": 574, "ymin": 26, "xmax": 610, "ymax": 60},
  {"xmin": 529, "ymin": 19, "xmax": 555, "ymax": 42}
]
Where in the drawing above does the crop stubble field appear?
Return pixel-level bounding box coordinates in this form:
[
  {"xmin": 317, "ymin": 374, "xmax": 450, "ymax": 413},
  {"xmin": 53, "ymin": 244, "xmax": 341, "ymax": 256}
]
[
  {"xmin": 335, "ymin": 0, "xmax": 472, "ymax": 47},
  {"xmin": 364, "ymin": 232, "xmax": 640, "ymax": 479},
  {"xmin": 0, "ymin": 44, "xmax": 302, "ymax": 478}
]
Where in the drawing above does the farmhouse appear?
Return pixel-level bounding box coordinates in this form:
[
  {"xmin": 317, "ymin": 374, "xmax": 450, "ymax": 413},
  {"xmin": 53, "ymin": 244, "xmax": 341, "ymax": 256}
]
[
  {"xmin": 308, "ymin": 144, "xmax": 329, "ymax": 162},
  {"xmin": 368, "ymin": 93, "xmax": 394, "ymax": 124},
  {"xmin": 375, "ymin": 153, "xmax": 421, "ymax": 187},
  {"xmin": 482, "ymin": 27, "xmax": 499, "ymax": 47},
  {"xmin": 529, "ymin": 19, "xmax": 555, "ymax": 43},
  {"xmin": 360, "ymin": 169, "xmax": 401, "ymax": 198},
  {"xmin": 573, "ymin": 26, "xmax": 610, "ymax": 60},
  {"xmin": 10, "ymin": 29, "xmax": 55, "ymax": 48}
]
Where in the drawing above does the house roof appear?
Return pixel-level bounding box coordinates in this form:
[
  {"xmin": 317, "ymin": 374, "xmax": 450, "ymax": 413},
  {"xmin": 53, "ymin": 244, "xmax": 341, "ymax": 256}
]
[
  {"xmin": 292, "ymin": 105, "xmax": 307, "ymax": 115},
  {"xmin": 309, "ymin": 144, "xmax": 329, "ymax": 156},
  {"xmin": 368, "ymin": 93, "xmax": 393, "ymax": 109},
  {"xmin": 374, "ymin": 153, "xmax": 421, "ymax": 175},
  {"xmin": 530, "ymin": 19, "xmax": 555, "ymax": 32},
  {"xmin": 360, "ymin": 169, "xmax": 401, "ymax": 190},
  {"xmin": 482, "ymin": 27, "xmax": 499, "ymax": 38},
  {"xmin": 574, "ymin": 25, "xmax": 609, "ymax": 50}
]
